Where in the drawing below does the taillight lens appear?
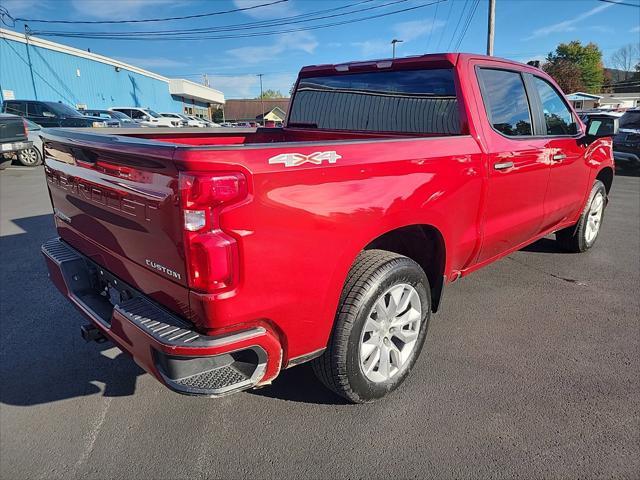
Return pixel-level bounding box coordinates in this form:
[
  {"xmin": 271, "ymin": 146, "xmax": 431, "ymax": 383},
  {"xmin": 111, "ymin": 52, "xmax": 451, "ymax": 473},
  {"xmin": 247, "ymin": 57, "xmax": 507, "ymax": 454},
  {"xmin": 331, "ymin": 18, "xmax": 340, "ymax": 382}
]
[
  {"xmin": 23, "ymin": 118, "xmax": 29, "ymax": 136},
  {"xmin": 179, "ymin": 172, "xmax": 247, "ymax": 293}
]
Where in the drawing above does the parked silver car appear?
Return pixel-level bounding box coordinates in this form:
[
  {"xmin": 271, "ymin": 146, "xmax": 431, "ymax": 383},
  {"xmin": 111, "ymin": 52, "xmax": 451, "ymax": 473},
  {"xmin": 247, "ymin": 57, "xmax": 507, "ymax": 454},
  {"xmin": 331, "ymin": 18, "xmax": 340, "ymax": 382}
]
[
  {"xmin": 81, "ymin": 109, "xmax": 143, "ymax": 128},
  {"xmin": 16, "ymin": 119, "xmax": 43, "ymax": 167}
]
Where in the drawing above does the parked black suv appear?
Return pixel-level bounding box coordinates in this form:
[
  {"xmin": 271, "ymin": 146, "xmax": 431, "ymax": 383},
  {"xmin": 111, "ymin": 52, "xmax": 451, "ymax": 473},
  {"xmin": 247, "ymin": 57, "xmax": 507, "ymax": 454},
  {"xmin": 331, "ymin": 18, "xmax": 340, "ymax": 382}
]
[
  {"xmin": 614, "ymin": 109, "xmax": 640, "ymax": 170},
  {"xmin": 2, "ymin": 100, "xmax": 118, "ymax": 128}
]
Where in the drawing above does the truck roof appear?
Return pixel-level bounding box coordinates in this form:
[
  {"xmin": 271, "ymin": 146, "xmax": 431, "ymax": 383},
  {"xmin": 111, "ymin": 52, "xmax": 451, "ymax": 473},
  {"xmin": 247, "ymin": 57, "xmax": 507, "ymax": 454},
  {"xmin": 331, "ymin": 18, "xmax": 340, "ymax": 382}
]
[{"xmin": 298, "ymin": 52, "xmax": 533, "ymax": 76}]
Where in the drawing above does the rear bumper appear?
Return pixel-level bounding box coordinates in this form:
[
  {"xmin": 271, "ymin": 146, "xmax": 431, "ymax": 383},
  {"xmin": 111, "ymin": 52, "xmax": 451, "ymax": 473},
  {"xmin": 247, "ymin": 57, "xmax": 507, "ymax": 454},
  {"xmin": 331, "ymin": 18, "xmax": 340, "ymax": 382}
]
[
  {"xmin": 1, "ymin": 140, "xmax": 33, "ymax": 154},
  {"xmin": 42, "ymin": 238, "xmax": 282, "ymax": 397}
]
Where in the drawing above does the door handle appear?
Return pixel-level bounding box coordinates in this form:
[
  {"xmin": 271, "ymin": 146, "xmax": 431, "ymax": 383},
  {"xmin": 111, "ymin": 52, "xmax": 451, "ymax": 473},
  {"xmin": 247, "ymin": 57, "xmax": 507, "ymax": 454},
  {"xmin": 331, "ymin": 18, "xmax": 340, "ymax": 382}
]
[
  {"xmin": 494, "ymin": 161, "xmax": 514, "ymax": 170},
  {"xmin": 551, "ymin": 153, "xmax": 566, "ymax": 162}
]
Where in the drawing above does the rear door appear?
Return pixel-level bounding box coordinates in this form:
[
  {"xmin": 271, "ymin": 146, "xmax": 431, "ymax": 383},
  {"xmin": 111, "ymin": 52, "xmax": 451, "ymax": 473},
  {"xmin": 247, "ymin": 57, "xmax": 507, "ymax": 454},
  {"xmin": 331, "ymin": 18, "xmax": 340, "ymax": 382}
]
[
  {"xmin": 27, "ymin": 102, "xmax": 59, "ymax": 127},
  {"xmin": 42, "ymin": 129, "xmax": 189, "ymax": 315},
  {"xmin": 474, "ymin": 67, "xmax": 550, "ymax": 263},
  {"xmin": 529, "ymin": 75, "xmax": 591, "ymax": 229}
]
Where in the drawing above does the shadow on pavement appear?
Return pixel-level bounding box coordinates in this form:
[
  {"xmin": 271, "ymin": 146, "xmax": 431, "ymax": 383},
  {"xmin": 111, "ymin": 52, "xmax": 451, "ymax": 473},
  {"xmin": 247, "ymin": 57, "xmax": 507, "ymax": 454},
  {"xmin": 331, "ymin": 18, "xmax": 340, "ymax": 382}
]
[
  {"xmin": 519, "ymin": 237, "xmax": 566, "ymax": 254},
  {"xmin": 249, "ymin": 363, "xmax": 349, "ymax": 405},
  {"xmin": 0, "ymin": 214, "xmax": 145, "ymax": 406}
]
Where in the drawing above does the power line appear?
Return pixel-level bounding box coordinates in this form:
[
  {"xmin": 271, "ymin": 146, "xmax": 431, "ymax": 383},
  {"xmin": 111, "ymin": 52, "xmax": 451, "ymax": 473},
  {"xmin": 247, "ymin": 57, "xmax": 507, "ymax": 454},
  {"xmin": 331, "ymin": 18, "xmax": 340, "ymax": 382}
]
[
  {"xmin": 32, "ymin": 0, "xmax": 395, "ymax": 37},
  {"xmin": 426, "ymin": 0, "xmax": 442, "ymax": 51},
  {"xmin": 447, "ymin": 0, "xmax": 470, "ymax": 50},
  {"xmin": 597, "ymin": 0, "xmax": 640, "ymax": 7},
  {"xmin": 30, "ymin": 1, "xmax": 446, "ymax": 42},
  {"xmin": 454, "ymin": 0, "xmax": 481, "ymax": 51},
  {"xmin": 5, "ymin": 0, "xmax": 288, "ymax": 25},
  {"xmin": 436, "ymin": 0, "xmax": 454, "ymax": 50}
]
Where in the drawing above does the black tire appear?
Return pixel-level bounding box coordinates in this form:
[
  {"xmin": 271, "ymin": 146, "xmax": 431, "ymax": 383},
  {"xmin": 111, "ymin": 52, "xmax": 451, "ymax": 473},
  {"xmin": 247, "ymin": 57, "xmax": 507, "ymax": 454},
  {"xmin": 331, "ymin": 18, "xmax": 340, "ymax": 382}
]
[
  {"xmin": 17, "ymin": 147, "xmax": 42, "ymax": 167},
  {"xmin": 312, "ymin": 250, "xmax": 431, "ymax": 403},
  {"xmin": 0, "ymin": 157, "xmax": 12, "ymax": 171},
  {"xmin": 556, "ymin": 180, "xmax": 607, "ymax": 253}
]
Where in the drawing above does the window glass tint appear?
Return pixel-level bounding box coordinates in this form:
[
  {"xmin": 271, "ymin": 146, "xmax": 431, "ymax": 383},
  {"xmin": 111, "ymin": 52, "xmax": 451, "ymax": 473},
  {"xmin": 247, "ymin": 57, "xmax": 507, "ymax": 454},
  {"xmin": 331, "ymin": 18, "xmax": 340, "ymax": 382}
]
[
  {"xmin": 288, "ymin": 68, "xmax": 461, "ymax": 134},
  {"xmin": 28, "ymin": 103, "xmax": 50, "ymax": 117},
  {"xmin": 479, "ymin": 69, "xmax": 532, "ymax": 136},
  {"xmin": 4, "ymin": 102, "xmax": 26, "ymax": 115},
  {"xmin": 620, "ymin": 111, "xmax": 640, "ymax": 130},
  {"xmin": 533, "ymin": 77, "xmax": 577, "ymax": 135},
  {"xmin": 130, "ymin": 109, "xmax": 145, "ymax": 119},
  {"xmin": 46, "ymin": 102, "xmax": 83, "ymax": 117}
]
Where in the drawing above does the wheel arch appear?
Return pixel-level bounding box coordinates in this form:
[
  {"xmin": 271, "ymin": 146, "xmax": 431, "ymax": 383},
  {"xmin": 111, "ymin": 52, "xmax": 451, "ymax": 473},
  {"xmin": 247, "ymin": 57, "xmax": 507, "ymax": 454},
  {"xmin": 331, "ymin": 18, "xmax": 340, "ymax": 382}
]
[
  {"xmin": 596, "ymin": 166, "xmax": 613, "ymax": 195},
  {"xmin": 363, "ymin": 224, "xmax": 446, "ymax": 312}
]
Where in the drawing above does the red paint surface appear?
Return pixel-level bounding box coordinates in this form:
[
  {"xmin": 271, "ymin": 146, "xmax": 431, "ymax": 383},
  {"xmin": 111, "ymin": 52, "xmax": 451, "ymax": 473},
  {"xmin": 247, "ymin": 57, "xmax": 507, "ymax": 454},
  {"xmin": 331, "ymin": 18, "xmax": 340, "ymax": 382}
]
[{"xmin": 42, "ymin": 53, "xmax": 614, "ymax": 380}]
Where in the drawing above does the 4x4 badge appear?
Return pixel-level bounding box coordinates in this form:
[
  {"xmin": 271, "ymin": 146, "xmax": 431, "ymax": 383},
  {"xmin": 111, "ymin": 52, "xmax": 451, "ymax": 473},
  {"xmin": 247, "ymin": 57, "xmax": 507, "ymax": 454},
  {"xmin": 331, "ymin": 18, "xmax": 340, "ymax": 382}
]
[{"xmin": 268, "ymin": 151, "xmax": 342, "ymax": 167}]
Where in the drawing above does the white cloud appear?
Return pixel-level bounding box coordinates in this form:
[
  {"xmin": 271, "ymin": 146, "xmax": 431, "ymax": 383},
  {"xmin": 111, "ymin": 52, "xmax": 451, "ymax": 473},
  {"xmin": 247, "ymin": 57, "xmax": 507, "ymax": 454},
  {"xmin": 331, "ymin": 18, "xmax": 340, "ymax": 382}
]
[
  {"xmin": 350, "ymin": 40, "xmax": 392, "ymax": 58},
  {"xmin": 70, "ymin": 0, "xmax": 176, "ymax": 20},
  {"xmin": 208, "ymin": 72, "xmax": 296, "ymax": 99},
  {"xmin": 209, "ymin": 76, "xmax": 259, "ymax": 98},
  {"xmin": 393, "ymin": 19, "xmax": 445, "ymax": 42},
  {"xmin": 524, "ymin": 1, "xmax": 615, "ymax": 40},
  {"xmin": 351, "ymin": 18, "xmax": 445, "ymax": 58},
  {"xmin": 264, "ymin": 72, "xmax": 297, "ymax": 97},
  {"xmin": 117, "ymin": 57, "xmax": 189, "ymax": 70},
  {"xmin": 227, "ymin": 31, "xmax": 317, "ymax": 64},
  {"xmin": 232, "ymin": 0, "xmax": 296, "ymax": 19},
  {"xmin": 1, "ymin": 0, "xmax": 48, "ymax": 17},
  {"xmin": 631, "ymin": 26, "xmax": 640, "ymax": 33}
]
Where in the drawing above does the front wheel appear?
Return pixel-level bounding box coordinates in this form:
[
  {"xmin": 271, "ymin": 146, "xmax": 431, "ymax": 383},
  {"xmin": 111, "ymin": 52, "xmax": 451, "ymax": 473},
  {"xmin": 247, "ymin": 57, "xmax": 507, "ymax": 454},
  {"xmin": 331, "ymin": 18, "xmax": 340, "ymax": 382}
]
[
  {"xmin": 17, "ymin": 147, "xmax": 42, "ymax": 167},
  {"xmin": 312, "ymin": 250, "xmax": 431, "ymax": 403},
  {"xmin": 556, "ymin": 180, "xmax": 607, "ymax": 253}
]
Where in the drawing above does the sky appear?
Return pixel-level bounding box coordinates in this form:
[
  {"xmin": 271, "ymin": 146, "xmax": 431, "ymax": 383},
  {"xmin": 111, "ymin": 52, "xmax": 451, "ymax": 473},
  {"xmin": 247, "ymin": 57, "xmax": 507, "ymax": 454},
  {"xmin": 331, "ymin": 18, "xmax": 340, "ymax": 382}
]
[{"xmin": 1, "ymin": 0, "xmax": 639, "ymax": 98}]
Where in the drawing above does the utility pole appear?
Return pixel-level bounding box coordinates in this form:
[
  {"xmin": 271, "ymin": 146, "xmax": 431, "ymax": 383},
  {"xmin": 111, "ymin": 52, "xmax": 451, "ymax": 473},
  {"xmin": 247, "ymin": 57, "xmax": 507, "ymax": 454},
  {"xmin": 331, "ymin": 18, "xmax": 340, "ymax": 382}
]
[
  {"xmin": 257, "ymin": 73, "xmax": 264, "ymax": 126},
  {"xmin": 24, "ymin": 25, "xmax": 38, "ymax": 100},
  {"xmin": 391, "ymin": 39, "xmax": 403, "ymax": 59},
  {"xmin": 487, "ymin": 0, "xmax": 495, "ymax": 56}
]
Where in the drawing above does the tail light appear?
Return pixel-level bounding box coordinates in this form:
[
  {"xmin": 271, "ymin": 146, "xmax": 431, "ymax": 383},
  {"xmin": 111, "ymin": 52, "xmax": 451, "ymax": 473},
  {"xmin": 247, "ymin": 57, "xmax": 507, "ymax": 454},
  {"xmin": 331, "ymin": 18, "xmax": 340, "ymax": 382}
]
[
  {"xmin": 23, "ymin": 118, "xmax": 29, "ymax": 136},
  {"xmin": 179, "ymin": 172, "xmax": 247, "ymax": 293}
]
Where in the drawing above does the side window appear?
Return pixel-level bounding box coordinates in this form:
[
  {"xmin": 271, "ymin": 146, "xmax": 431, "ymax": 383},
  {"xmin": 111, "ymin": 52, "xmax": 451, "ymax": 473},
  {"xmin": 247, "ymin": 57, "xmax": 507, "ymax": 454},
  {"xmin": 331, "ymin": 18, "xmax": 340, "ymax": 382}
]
[
  {"xmin": 478, "ymin": 68, "xmax": 533, "ymax": 136},
  {"xmin": 533, "ymin": 77, "xmax": 578, "ymax": 135},
  {"xmin": 27, "ymin": 103, "xmax": 44, "ymax": 116},
  {"xmin": 5, "ymin": 102, "xmax": 27, "ymax": 116},
  {"xmin": 130, "ymin": 110, "xmax": 144, "ymax": 119}
]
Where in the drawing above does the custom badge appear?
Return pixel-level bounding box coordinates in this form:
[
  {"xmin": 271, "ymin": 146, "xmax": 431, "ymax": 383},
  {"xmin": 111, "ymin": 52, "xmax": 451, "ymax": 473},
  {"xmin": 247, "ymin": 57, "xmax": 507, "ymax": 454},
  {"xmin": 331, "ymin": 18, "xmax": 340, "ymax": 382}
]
[{"xmin": 268, "ymin": 151, "xmax": 342, "ymax": 167}]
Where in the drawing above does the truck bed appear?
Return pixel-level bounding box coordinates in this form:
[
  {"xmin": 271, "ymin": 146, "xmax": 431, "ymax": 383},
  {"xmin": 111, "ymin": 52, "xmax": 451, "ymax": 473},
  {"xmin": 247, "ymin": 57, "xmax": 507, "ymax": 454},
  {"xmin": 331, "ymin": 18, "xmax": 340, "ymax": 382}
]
[{"xmin": 83, "ymin": 126, "xmax": 446, "ymax": 147}]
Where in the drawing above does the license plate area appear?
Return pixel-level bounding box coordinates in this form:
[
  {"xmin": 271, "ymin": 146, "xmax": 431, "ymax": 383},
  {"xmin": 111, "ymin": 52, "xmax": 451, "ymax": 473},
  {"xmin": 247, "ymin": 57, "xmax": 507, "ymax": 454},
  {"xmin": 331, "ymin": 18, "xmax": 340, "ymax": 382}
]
[{"xmin": 75, "ymin": 262, "xmax": 140, "ymax": 327}]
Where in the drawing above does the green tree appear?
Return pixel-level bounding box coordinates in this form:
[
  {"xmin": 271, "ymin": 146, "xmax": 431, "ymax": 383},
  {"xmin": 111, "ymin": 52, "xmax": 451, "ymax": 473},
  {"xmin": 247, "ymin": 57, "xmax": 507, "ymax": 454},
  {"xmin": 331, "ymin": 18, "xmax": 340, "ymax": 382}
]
[
  {"xmin": 546, "ymin": 41, "xmax": 604, "ymax": 93},
  {"xmin": 542, "ymin": 59, "xmax": 585, "ymax": 93},
  {"xmin": 256, "ymin": 89, "xmax": 285, "ymax": 99}
]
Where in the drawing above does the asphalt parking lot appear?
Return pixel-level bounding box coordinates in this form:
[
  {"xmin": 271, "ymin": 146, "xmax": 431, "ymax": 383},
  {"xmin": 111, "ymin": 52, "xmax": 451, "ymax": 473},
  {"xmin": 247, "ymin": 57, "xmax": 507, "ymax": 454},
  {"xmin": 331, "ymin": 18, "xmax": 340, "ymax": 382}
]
[{"xmin": 1, "ymin": 166, "xmax": 638, "ymax": 479}]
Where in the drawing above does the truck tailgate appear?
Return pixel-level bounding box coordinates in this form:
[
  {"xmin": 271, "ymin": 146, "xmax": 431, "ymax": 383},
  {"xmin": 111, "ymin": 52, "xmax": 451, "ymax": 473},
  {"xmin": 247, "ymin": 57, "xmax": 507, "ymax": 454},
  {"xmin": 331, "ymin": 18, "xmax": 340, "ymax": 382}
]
[{"xmin": 42, "ymin": 129, "xmax": 191, "ymax": 318}]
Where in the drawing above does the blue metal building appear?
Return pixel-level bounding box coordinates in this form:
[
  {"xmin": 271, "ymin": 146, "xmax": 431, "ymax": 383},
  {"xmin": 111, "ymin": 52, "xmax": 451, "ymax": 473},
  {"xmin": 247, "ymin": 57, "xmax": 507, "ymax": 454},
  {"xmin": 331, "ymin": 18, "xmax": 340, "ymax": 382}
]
[{"xmin": 0, "ymin": 28, "xmax": 224, "ymax": 118}]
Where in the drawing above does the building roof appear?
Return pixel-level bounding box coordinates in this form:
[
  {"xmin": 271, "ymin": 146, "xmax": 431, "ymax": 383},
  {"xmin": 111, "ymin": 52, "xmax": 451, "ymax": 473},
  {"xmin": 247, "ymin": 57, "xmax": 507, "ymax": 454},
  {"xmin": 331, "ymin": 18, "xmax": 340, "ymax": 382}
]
[
  {"xmin": 567, "ymin": 92, "xmax": 603, "ymax": 100},
  {"xmin": 224, "ymin": 99, "xmax": 290, "ymax": 121},
  {"xmin": 598, "ymin": 92, "xmax": 640, "ymax": 99},
  {"xmin": 0, "ymin": 28, "xmax": 224, "ymax": 105}
]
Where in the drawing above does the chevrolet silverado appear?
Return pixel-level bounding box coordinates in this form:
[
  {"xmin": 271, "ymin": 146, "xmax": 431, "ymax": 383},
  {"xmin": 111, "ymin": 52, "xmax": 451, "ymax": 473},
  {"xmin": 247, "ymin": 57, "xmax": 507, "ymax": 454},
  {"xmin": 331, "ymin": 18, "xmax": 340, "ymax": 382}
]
[{"xmin": 41, "ymin": 53, "xmax": 615, "ymax": 403}]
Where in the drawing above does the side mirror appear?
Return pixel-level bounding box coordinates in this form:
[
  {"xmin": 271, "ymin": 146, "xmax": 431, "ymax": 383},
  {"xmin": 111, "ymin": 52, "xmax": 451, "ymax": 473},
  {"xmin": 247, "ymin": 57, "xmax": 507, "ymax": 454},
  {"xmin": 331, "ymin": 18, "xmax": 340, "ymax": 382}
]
[
  {"xmin": 584, "ymin": 116, "xmax": 619, "ymax": 143},
  {"xmin": 142, "ymin": 115, "xmax": 150, "ymax": 121}
]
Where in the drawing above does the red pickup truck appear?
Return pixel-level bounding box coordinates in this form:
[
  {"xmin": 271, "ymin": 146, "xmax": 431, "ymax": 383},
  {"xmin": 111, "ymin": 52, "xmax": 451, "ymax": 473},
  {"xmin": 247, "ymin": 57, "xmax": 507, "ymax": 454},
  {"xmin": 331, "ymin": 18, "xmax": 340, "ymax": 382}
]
[{"xmin": 42, "ymin": 53, "xmax": 615, "ymax": 403}]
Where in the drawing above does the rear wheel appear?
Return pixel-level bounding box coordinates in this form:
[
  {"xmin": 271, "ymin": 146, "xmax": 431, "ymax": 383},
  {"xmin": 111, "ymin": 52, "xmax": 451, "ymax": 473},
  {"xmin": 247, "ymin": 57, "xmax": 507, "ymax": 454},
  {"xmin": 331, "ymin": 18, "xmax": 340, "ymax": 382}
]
[
  {"xmin": 312, "ymin": 250, "xmax": 431, "ymax": 403},
  {"xmin": 556, "ymin": 180, "xmax": 607, "ymax": 252},
  {"xmin": 17, "ymin": 147, "xmax": 42, "ymax": 167}
]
